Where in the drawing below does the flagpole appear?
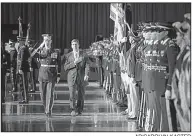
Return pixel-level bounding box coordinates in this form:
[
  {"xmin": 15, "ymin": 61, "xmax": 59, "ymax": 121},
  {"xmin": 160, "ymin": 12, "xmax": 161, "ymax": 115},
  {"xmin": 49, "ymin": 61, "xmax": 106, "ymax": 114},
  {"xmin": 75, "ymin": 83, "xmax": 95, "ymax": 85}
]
[{"xmin": 123, "ymin": 3, "xmax": 127, "ymax": 60}]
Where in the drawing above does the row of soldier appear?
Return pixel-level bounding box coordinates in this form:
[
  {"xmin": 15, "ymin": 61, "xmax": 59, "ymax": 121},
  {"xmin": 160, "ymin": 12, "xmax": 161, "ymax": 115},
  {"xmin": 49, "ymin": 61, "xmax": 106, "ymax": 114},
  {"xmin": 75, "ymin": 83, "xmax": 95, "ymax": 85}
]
[
  {"xmin": 1, "ymin": 32, "xmax": 61, "ymax": 117},
  {"xmin": 1, "ymin": 36, "xmax": 38, "ymax": 104},
  {"xmin": 98, "ymin": 13, "xmax": 190, "ymax": 131}
]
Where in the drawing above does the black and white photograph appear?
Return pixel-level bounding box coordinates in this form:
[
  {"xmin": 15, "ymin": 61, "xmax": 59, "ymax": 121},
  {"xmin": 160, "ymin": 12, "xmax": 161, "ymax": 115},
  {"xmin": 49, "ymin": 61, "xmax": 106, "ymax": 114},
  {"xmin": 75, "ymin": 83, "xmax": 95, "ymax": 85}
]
[{"xmin": 0, "ymin": 1, "xmax": 191, "ymax": 133}]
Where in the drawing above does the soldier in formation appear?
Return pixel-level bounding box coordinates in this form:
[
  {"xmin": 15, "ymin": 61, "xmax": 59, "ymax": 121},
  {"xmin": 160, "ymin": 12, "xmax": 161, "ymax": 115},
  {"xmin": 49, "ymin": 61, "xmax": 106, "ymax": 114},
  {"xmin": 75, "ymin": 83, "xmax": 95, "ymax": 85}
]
[
  {"xmin": 17, "ymin": 36, "xmax": 31, "ymax": 104},
  {"xmin": 1, "ymin": 41, "xmax": 10, "ymax": 103}
]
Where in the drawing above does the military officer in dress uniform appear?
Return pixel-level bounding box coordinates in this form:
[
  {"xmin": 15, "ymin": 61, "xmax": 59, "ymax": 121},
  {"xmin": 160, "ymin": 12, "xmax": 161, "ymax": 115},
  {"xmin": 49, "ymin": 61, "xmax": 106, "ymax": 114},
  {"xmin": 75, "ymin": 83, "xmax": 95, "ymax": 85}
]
[
  {"xmin": 17, "ymin": 36, "xmax": 31, "ymax": 104},
  {"xmin": 36, "ymin": 34, "xmax": 61, "ymax": 117},
  {"xmin": 143, "ymin": 22, "xmax": 179, "ymax": 131},
  {"xmin": 8, "ymin": 39, "xmax": 18, "ymax": 93},
  {"xmin": 136, "ymin": 23, "xmax": 153, "ymax": 129},
  {"xmin": 1, "ymin": 42, "xmax": 11, "ymax": 103},
  {"xmin": 95, "ymin": 35, "xmax": 104, "ymax": 88},
  {"xmin": 126, "ymin": 31, "xmax": 144, "ymax": 120},
  {"xmin": 111, "ymin": 45, "xmax": 121, "ymax": 103}
]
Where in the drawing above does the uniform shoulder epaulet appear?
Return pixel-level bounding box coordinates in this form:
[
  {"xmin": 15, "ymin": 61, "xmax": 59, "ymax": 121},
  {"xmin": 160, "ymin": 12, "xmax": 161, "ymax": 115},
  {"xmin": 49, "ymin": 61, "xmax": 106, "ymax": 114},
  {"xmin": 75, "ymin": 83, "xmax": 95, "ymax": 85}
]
[
  {"xmin": 162, "ymin": 38, "xmax": 174, "ymax": 47},
  {"xmin": 162, "ymin": 38, "xmax": 170, "ymax": 45}
]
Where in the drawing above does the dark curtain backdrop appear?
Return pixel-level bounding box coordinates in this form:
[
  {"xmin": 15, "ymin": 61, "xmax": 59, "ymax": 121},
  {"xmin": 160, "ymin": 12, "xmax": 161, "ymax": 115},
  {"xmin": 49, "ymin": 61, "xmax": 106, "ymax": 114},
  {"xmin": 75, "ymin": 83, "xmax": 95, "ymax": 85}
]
[
  {"xmin": 1, "ymin": 3, "xmax": 191, "ymax": 49},
  {"xmin": 1, "ymin": 3, "xmax": 114, "ymax": 49},
  {"xmin": 131, "ymin": 3, "xmax": 191, "ymax": 30}
]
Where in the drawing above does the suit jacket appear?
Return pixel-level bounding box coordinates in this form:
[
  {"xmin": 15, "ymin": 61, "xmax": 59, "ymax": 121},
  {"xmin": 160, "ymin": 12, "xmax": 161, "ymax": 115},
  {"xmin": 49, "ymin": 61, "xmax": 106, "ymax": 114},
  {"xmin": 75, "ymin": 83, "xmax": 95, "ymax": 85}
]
[{"xmin": 64, "ymin": 50, "xmax": 90, "ymax": 87}]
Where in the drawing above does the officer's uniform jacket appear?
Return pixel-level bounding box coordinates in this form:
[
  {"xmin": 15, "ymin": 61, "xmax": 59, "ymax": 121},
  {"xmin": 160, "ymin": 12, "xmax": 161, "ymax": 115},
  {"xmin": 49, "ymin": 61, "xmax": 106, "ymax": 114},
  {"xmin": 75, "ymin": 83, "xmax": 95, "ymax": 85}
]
[
  {"xmin": 17, "ymin": 45, "xmax": 30, "ymax": 72},
  {"xmin": 143, "ymin": 37, "xmax": 179, "ymax": 95},
  {"xmin": 9, "ymin": 47, "xmax": 17, "ymax": 69},
  {"xmin": 112, "ymin": 50, "xmax": 120, "ymax": 74},
  {"xmin": 102, "ymin": 50, "xmax": 109, "ymax": 77},
  {"xmin": 135, "ymin": 40, "xmax": 144, "ymax": 82},
  {"xmin": 127, "ymin": 40, "xmax": 143, "ymax": 79},
  {"xmin": 141, "ymin": 40, "xmax": 150, "ymax": 90},
  {"xmin": 38, "ymin": 46, "xmax": 61, "ymax": 82},
  {"xmin": 2, "ymin": 48, "xmax": 10, "ymax": 72},
  {"xmin": 107, "ymin": 53, "xmax": 113, "ymax": 73},
  {"xmin": 64, "ymin": 50, "xmax": 89, "ymax": 87}
]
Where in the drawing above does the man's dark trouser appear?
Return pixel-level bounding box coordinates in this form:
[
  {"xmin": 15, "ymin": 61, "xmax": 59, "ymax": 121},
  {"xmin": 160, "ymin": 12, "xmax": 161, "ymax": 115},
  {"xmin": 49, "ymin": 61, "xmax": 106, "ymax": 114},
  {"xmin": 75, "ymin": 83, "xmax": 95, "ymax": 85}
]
[
  {"xmin": 39, "ymin": 81, "xmax": 55, "ymax": 114},
  {"xmin": 69, "ymin": 81, "xmax": 85, "ymax": 112},
  {"xmin": 19, "ymin": 72, "xmax": 29, "ymax": 101}
]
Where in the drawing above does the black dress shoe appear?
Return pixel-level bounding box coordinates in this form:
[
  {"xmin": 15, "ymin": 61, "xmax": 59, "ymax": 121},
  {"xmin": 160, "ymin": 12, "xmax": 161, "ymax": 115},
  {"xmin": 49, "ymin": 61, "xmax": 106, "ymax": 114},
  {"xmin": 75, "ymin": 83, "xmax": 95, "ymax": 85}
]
[
  {"xmin": 19, "ymin": 100, "xmax": 28, "ymax": 104},
  {"xmin": 76, "ymin": 111, "xmax": 82, "ymax": 116}
]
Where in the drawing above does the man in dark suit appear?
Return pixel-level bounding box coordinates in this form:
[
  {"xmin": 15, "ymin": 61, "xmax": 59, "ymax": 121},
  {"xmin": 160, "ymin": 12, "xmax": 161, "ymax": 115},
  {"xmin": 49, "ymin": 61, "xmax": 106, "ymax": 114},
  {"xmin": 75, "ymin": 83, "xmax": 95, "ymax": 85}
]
[
  {"xmin": 143, "ymin": 23, "xmax": 179, "ymax": 131},
  {"xmin": 64, "ymin": 39, "xmax": 90, "ymax": 116}
]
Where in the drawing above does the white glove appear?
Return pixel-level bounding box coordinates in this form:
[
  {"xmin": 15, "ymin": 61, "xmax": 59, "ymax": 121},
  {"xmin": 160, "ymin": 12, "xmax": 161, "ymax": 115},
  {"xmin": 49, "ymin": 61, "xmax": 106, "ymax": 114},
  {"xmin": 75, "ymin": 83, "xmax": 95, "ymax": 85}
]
[
  {"xmin": 57, "ymin": 77, "xmax": 60, "ymax": 83},
  {"xmin": 165, "ymin": 90, "xmax": 171, "ymax": 100},
  {"xmin": 84, "ymin": 75, "xmax": 89, "ymax": 81}
]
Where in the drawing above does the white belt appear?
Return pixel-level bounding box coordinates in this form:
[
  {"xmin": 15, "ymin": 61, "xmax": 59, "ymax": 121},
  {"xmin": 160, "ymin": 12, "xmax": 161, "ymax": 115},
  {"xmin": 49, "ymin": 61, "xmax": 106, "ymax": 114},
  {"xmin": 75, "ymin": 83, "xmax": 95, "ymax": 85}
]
[
  {"xmin": 41, "ymin": 64, "xmax": 57, "ymax": 67},
  {"xmin": 144, "ymin": 64, "xmax": 166, "ymax": 71}
]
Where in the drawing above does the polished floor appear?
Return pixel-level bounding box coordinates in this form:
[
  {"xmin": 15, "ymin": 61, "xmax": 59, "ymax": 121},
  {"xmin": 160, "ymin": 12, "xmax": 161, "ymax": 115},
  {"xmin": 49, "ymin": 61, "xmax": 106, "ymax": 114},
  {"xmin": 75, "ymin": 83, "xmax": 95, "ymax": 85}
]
[{"xmin": 1, "ymin": 82, "xmax": 137, "ymax": 132}]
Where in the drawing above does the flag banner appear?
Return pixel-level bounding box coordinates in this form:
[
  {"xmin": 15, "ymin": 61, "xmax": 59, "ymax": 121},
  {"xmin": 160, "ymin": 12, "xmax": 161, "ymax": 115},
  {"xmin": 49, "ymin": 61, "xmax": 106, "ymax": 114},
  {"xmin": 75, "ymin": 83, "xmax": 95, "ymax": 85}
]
[
  {"xmin": 110, "ymin": 3, "xmax": 126, "ymax": 42},
  {"xmin": 110, "ymin": 3, "xmax": 125, "ymax": 22}
]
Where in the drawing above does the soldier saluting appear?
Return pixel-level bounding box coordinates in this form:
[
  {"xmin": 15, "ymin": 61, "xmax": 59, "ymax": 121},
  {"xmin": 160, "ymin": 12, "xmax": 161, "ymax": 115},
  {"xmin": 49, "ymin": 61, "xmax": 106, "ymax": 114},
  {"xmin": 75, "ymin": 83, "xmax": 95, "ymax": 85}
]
[
  {"xmin": 33, "ymin": 34, "xmax": 61, "ymax": 117},
  {"xmin": 8, "ymin": 39, "xmax": 17, "ymax": 93}
]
